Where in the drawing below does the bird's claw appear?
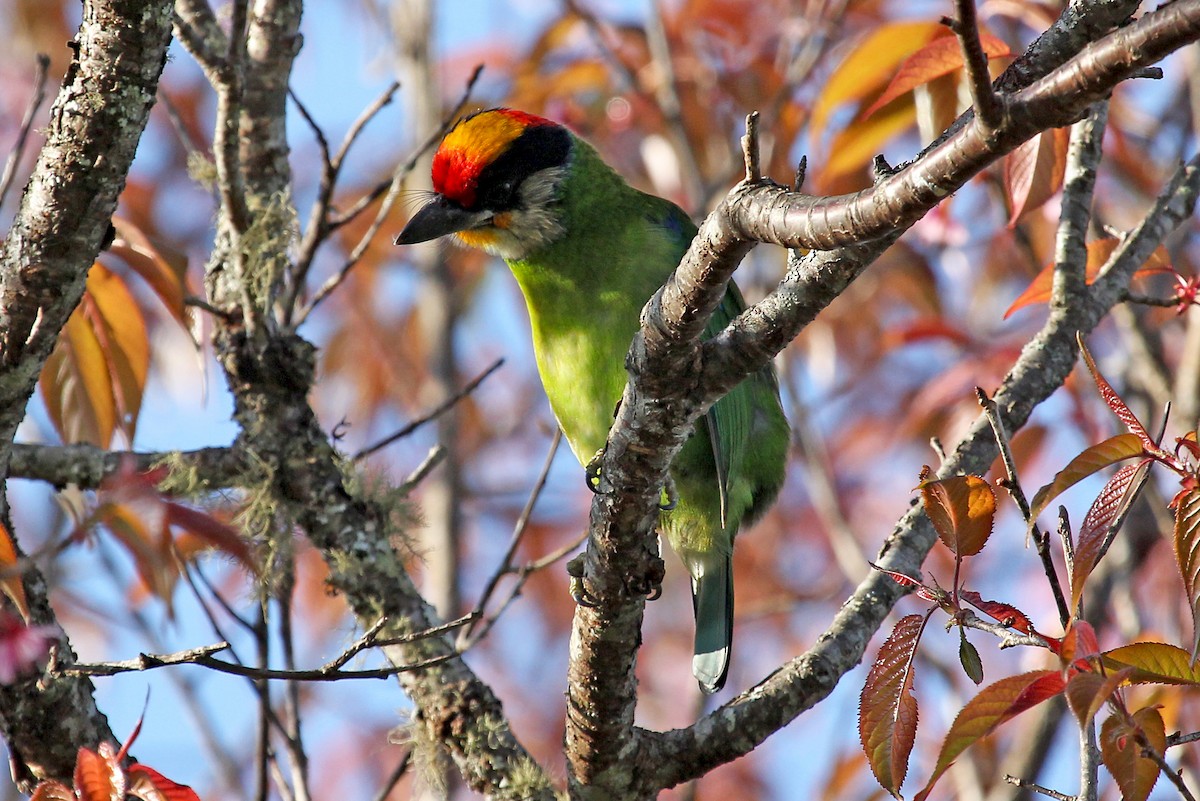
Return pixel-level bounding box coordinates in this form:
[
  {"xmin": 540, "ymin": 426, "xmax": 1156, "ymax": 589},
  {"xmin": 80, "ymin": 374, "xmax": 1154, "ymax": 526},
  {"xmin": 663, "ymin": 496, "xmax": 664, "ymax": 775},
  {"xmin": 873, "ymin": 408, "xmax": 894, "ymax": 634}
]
[
  {"xmin": 585, "ymin": 446, "xmax": 607, "ymax": 494},
  {"xmin": 630, "ymin": 554, "xmax": 666, "ymax": 601},
  {"xmin": 658, "ymin": 479, "xmax": 678, "ymax": 511},
  {"xmin": 567, "ymin": 553, "xmax": 599, "ymax": 608}
]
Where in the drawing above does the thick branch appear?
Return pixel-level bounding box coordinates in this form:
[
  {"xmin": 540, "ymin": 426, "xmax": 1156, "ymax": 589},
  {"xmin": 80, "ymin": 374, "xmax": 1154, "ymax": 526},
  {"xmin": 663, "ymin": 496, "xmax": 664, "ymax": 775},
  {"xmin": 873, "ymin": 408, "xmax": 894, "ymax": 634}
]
[
  {"xmin": 0, "ymin": 0, "xmax": 175, "ymax": 788},
  {"xmin": 562, "ymin": 0, "xmax": 1200, "ymax": 795}
]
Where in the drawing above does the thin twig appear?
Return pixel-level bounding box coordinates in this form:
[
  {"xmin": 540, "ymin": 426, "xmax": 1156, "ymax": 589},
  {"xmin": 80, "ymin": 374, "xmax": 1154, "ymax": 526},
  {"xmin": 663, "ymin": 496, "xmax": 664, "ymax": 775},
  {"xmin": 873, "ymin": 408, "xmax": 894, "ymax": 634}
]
[
  {"xmin": 398, "ymin": 444, "xmax": 447, "ymax": 493},
  {"xmin": 946, "ymin": 1, "xmax": 1002, "ymax": 129},
  {"xmin": 369, "ymin": 749, "xmax": 412, "ymax": 801},
  {"xmin": 1169, "ymin": 730, "xmax": 1200, "ymax": 748},
  {"xmin": 0, "ymin": 54, "xmax": 50, "ymax": 213},
  {"xmin": 293, "ymin": 66, "xmax": 483, "ymax": 324},
  {"xmin": 954, "ymin": 610, "xmax": 1052, "ymax": 650},
  {"xmin": 353, "ymin": 357, "xmax": 504, "ymax": 460},
  {"xmin": 742, "ymin": 112, "xmax": 761, "ymax": 182},
  {"xmin": 977, "ymin": 386, "xmax": 1070, "ymax": 626},
  {"xmin": 458, "ymin": 430, "xmax": 562, "ymax": 646},
  {"xmin": 1003, "ymin": 775, "xmax": 1075, "ymax": 801},
  {"xmin": 1140, "ymin": 736, "xmax": 1197, "ymax": 801}
]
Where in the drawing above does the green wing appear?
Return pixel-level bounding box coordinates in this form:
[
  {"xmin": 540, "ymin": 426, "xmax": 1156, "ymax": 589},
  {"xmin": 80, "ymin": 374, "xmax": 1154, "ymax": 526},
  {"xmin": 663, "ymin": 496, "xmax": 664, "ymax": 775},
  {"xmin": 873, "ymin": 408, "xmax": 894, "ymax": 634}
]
[{"xmin": 703, "ymin": 281, "xmax": 774, "ymax": 530}]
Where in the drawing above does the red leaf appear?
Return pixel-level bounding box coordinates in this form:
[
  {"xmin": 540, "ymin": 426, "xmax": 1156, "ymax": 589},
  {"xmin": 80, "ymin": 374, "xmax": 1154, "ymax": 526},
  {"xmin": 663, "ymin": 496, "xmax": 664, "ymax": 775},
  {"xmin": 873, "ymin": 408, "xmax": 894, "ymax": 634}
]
[
  {"xmin": 165, "ymin": 502, "xmax": 255, "ymax": 572},
  {"xmin": 860, "ymin": 613, "xmax": 928, "ymax": 797},
  {"xmin": 1172, "ymin": 486, "xmax": 1200, "ymax": 659},
  {"xmin": 959, "ymin": 590, "xmax": 1036, "ymax": 635},
  {"xmin": 919, "ymin": 473, "xmax": 995, "ymax": 557},
  {"xmin": 865, "ymin": 32, "xmax": 1011, "ymax": 118},
  {"xmin": 1070, "ymin": 460, "xmax": 1151, "ymax": 612},
  {"xmin": 1004, "ymin": 127, "xmax": 1069, "ymax": 226},
  {"xmin": 1065, "ymin": 668, "xmax": 1132, "ymax": 727},
  {"xmin": 1028, "ymin": 433, "xmax": 1146, "ymax": 523},
  {"xmin": 914, "ymin": 670, "xmax": 1065, "ymax": 801},
  {"xmin": 128, "ymin": 765, "xmax": 202, "ymax": 801},
  {"xmin": 1077, "ymin": 335, "xmax": 1158, "ymax": 453},
  {"xmin": 1100, "ymin": 707, "xmax": 1166, "ymax": 801},
  {"xmin": 1060, "ymin": 620, "xmax": 1101, "ymax": 669}
]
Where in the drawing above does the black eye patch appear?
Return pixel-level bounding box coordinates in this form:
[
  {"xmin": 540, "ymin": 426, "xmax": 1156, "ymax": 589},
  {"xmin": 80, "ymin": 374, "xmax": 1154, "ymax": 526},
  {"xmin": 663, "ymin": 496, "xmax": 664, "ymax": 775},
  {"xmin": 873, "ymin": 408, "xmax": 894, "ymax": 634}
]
[{"xmin": 474, "ymin": 124, "xmax": 571, "ymax": 211}]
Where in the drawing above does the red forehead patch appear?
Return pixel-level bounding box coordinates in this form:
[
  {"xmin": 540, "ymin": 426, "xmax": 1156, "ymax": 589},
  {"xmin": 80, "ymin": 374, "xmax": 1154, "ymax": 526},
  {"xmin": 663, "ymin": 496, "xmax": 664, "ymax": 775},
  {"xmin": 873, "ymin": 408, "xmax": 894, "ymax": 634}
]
[{"xmin": 431, "ymin": 109, "xmax": 556, "ymax": 208}]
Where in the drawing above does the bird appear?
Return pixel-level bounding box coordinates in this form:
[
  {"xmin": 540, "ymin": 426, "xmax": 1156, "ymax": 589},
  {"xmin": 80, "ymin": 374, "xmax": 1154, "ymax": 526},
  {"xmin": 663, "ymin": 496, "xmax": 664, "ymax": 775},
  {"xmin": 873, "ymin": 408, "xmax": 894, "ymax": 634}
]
[{"xmin": 396, "ymin": 108, "xmax": 789, "ymax": 693}]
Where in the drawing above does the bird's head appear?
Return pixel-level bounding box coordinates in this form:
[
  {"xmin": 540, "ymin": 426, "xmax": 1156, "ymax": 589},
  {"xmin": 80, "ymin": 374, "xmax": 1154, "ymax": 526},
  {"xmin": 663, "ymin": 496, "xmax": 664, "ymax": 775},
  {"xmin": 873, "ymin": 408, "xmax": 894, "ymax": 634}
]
[{"xmin": 395, "ymin": 108, "xmax": 573, "ymax": 260}]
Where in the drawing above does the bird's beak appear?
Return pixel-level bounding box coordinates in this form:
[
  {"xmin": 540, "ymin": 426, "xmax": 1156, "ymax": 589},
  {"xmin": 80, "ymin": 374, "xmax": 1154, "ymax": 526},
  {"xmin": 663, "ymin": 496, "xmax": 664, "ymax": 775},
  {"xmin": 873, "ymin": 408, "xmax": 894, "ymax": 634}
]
[{"xmin": 394, "ymin": 196, "xmax": 492, "ymax": 245}]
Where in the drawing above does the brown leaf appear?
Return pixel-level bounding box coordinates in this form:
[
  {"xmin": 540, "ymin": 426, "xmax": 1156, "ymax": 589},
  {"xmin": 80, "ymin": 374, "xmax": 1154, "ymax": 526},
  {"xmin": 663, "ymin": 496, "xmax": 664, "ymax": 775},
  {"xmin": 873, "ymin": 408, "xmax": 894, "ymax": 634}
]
[
  {"xmin": 1004, "ymin": 127, "xmax": 1069, "ymax": 226},
  {"xmin": 1172, "ymin": 486, "xmax": 1200, "ymax": 659},
  {"xmin": 860, "ymin": 613, "xmax": 927, "ymax": 797},
  {"xmin": 919, "ymin": 473, "xmax": 996, "ymax": 557},
  {"xmin": 1100, "ymin": 707, "xmax": 1166, "ymax": 801}
]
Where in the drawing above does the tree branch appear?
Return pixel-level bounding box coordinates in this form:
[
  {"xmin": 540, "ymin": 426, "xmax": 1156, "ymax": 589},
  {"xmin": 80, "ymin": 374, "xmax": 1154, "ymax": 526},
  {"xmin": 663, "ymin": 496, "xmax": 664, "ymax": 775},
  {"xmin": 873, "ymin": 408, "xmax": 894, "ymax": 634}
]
[{"xmin": 0, "ymin": 0, "xmax": 175, "ymax": 788}]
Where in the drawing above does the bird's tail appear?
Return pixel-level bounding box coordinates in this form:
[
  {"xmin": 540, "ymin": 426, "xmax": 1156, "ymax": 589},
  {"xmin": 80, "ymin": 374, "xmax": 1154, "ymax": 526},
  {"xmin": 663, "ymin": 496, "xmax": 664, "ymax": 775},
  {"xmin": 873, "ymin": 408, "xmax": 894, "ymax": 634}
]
[{"xmin": 690, "ymin": 553, "xmax": 733, "ymax": 694}]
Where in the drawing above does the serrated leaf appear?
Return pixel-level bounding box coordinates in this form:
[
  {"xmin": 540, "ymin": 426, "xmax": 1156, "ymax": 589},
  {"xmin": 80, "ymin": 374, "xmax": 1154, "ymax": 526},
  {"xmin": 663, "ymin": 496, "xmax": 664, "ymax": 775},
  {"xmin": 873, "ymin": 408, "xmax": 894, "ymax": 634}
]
[
  {"xmin": 920, "ymin": 473, "xmax": 995, "ymax": 557},
  {"xmin": 1028, "ymin": 433, "xmax": 1145, "ymax": 523},
  {"xmin": 860, "ymin": 613, "xmax": 928, "ymax": 797},
  {"xmin": 865, "ymin": 32, "xmax": 1011, "ymax": 119},
  {"xmin": 959, "ymin": 631, "xmax": 984, "ymax": 684},
  {"xmin": 1004, "ymin": 127, "xmax": 1069, "ymax": 226},
  {"xmin": 914, "ymin": 670, "xmax": 1065, "ymax": 801},
  {"xmin": 1100, "ymin": 707, "xmax": 1166, "ymax": 801},
  {"xmin": 959, "ymin": 591, "xmax": 1038, "ymax": 636},
  {"xmin": 1060, "ymin": 620, "xmax": 1101, "ymax": 667},
  {"xmin": 0, "ymin": 520, "xmax": 27, "ymax": 619},
  {"xmin": 1077, "ymin": 335, "xmax": 1158, "ymax": 452},
  {"xmin": 1065, "ymin": 668, "xmax": 1131, "ymax": 727},
  {"xmin": 30, "ymin": 780, "xmax": 75, "ymax": 801},
  {"xmin": 74, "ymin": 744, "xmax": 124, "ymax": 801},
  {"xmin": 1172, "ymin": 486, "xmax": 1200, "ymax": 659},
  {"xmin": 127, "ymin": 765, "xmax": 201, "ymax": 801},
  {"xmin": 1070, "ymin": 459, "xmax": 1151, "ymax": 612},
  {"xmin": 1103, "ymin": 642, "xmax": 1200, "ymax": 685},
  {"xmin": 1004, "ymin": 239, "xmax": 1170, "ymax": 318}
]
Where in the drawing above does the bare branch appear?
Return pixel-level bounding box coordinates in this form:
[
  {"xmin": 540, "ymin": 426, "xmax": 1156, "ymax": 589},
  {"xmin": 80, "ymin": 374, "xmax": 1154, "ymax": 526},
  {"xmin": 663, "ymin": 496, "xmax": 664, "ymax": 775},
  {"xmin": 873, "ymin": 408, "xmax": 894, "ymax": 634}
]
[
  {"xmin": 354, "ymin": 358, "xmax": 505, "ymax": 460},
  {"xmin": 946, "ymin": 0, "xmax": 1002, "ymax": 129},
  {"xmin": 0, "ymin": 54, "xmax": 50, "ymax": 213}
]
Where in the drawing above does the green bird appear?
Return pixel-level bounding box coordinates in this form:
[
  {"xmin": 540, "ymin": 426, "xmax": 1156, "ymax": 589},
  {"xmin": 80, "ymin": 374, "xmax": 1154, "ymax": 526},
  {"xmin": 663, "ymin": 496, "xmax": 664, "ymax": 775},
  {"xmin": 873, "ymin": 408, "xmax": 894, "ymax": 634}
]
[{"xmin": 396, "ymin": 108, "xmax": 789, "ymax": 693}]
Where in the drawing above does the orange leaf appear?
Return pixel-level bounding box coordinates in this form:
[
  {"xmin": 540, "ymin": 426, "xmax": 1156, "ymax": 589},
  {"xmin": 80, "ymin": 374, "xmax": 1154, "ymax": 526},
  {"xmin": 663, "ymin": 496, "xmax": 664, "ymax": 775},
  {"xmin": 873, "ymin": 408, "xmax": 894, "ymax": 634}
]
[
  {"xmin": 128, "ymin": 765, "xmax": 202, "ymax": 801},
  {"xmin": 914, "ymin": 670, "xmax": 1065, "ymax": 801},
  {"xmin": 1028, "ymin": 433, "xmax": 1146, "ymax": 523},
  {"xmin": 74, "ymin": 744, "xmax": 124, "ymax": 801},
  {"xmin": 811, "ymin": 21, "xmax": 943, "ymax": 141},
  {"xmin": 1004, "ymin": 127, "xmax": 1069, "ymax": 226},
  {"xmin": 859, "ymin": 613, "xmax": 928, "ymax": 797},
  {"xmin": 1100, "ymin": 707, "xmax": 1166, "ymax": 801},
  {"xmin": 1005, "ymin": 239, "xmax": 1171, "ymax": 318},
  {"xmin": 1173, "ymin": 486, "xmax": 1200, "ymax": 659},
  {"xmin": 865, "ymin": 32, "xmax": 1011, "ymax": 118},
  {"xmin": 108, "ymin": 217, "xmax": 191, "ymax": 329},
  {"xmin": 919, "ymin": 473, "xmax": 995, "ymax": 557},
  {"xmin": 0, "ymin": 521, "xmax": 27, "ymax": 619},
  {"xmin": 81, "ymin": 265, "xmax": 150, "ymax": 443},
  {"xmin": 30, "ymin": 780, "xmax": 74, "ymax": 801},
  {"xmin": 40, "ymin": 302, "xmax": 117, "ymax": 447},
  {"xmin": 822, "ymin": 98, "xmax": 915, "ymax": 183}
]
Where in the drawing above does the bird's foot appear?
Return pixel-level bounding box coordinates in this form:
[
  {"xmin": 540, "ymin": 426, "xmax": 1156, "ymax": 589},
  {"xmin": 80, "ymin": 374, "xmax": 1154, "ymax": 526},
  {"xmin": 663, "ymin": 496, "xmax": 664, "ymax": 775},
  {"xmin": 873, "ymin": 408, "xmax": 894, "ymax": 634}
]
[
  {"xmin": 658, "ymin": 478, "xmax": 678, "ymax": 511},
  {"xmin": 567, "ymin": 553, "xmax": 599, "ymax": 608},
  {"xmin": 629, "ymin": 553, "xmax": 666, "ymax": 601},
  {"xmin": 585, "ymin": 446, "xmax": 608, "ymax": 494}
]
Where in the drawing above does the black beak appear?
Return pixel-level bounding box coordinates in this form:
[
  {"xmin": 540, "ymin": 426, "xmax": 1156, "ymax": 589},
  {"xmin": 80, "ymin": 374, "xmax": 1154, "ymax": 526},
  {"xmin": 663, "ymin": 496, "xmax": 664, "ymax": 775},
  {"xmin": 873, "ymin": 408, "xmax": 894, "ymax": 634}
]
[{"xmin": 394, "ymin": 196, "xmax": 492, "ymax": 245}]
